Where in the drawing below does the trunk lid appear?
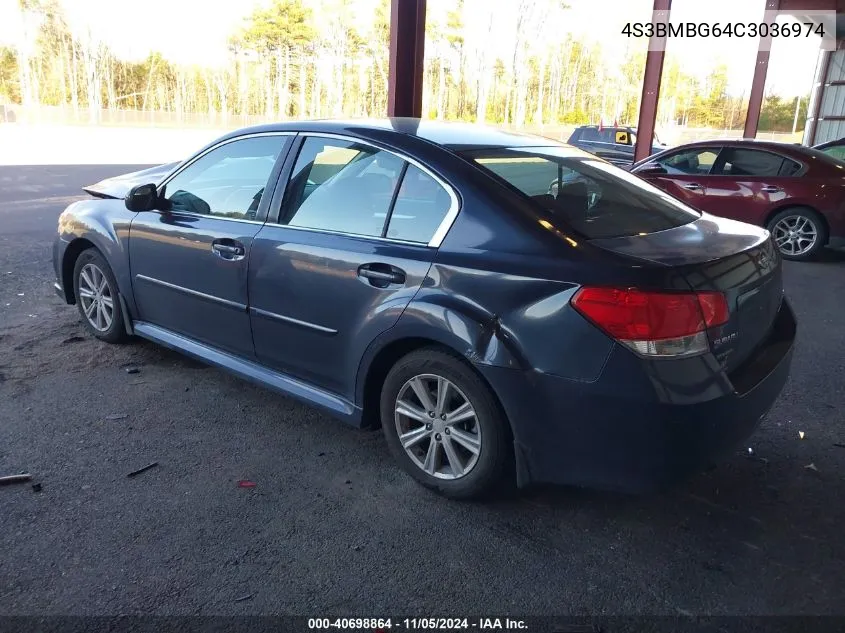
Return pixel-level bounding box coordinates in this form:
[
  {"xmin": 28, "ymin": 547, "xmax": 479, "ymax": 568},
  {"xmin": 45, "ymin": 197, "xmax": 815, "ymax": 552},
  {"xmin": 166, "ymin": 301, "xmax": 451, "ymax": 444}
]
[
  {"xmin": 82, "ymin": 162, "xmax": 180, "ymax": 199},
  {"xmin": 589, "ymin": 213, "xmax": 783, "ymax": 372}
]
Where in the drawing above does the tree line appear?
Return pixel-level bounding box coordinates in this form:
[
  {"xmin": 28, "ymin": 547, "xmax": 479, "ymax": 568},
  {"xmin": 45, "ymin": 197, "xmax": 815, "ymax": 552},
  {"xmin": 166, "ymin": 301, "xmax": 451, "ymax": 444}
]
[{"xmin": 0, "ymin": 0, "xmax": 808, "ymax": 132}]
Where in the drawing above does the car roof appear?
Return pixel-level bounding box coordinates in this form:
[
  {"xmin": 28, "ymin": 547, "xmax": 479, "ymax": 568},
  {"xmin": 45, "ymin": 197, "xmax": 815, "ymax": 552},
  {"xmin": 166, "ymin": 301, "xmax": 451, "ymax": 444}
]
[
  {"xmin": 577, "ymin": 124, "xmax": 633, "ymax": 130},
  {"xmin": 217, "ymin": 118, "xmax": 563, "ymax": 152},
  {"xmin": 669, "ymin": 138, "xmax": 802, "ymax": 151}
]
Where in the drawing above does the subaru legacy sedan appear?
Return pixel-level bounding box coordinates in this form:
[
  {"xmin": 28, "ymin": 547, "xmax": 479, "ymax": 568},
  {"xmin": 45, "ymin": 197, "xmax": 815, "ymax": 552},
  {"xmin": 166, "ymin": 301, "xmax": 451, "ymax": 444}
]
[{"xmin": 53, "ymin": 119, "xmax": 796, "ymax": 500}]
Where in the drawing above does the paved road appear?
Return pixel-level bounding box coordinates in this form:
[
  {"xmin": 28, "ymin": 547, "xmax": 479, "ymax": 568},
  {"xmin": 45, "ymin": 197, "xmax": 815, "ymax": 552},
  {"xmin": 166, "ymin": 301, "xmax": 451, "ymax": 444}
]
[{"xmin": 2, "ymin": 165, "xmax": 845, "ymax": 618}]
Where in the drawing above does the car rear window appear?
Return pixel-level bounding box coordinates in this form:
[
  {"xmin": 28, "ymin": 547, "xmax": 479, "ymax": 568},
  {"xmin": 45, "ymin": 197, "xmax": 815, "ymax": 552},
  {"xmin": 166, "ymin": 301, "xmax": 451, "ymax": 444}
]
[{"xmin": 462, "ymin": 146, "xmax": 700, "ymax": 239}]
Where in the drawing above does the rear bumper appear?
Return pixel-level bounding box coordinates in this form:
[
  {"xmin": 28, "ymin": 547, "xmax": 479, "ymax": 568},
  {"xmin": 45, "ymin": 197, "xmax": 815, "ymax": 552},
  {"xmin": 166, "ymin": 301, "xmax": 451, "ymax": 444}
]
[{"xmin": 478, "ymin": 299, "xmax": 796, "ymax": 493}]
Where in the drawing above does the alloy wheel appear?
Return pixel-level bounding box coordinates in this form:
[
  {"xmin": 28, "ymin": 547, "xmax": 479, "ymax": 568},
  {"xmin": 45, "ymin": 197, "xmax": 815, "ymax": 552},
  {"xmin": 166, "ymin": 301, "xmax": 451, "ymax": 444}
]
[
  {"xmin": 78, "ymin": 263, "xmax": 114, "ymax": 332},
  {"xmin": 394, "ymin": 374, "xmax": 482, "ymax": 480},
  {"xmin": 772, "ymin": 215, "xmax": 817, "ymax": 257}
]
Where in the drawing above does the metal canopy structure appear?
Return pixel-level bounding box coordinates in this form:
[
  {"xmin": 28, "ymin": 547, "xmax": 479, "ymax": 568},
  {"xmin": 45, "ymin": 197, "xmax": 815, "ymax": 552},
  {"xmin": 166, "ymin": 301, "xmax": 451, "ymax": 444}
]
[{"xmin": 386, "ymin": 0, "xmax": 845, "ymax": 158}]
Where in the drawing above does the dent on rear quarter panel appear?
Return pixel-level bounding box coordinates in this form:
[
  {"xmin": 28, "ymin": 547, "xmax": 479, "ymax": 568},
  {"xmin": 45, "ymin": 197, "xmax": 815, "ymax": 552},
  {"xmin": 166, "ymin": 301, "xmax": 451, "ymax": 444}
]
[{"xmin": 404, "ymin": 263, "xmax": 616, "ymax": 383}]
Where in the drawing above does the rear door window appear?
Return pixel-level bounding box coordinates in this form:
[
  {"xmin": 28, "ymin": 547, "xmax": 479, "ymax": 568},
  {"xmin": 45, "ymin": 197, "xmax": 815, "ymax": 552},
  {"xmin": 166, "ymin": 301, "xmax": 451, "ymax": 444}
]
[
  {"xmin": 385, "ymin": 165, "xmax": 453, "ymax": 243},
  {"xmin": 279, "ymin": 136, "xmax": 453, "ymax": 244},
  {"xmin": 779, "ymin": 158, "xmax": 802, "ymax": 176},
  {"xmin": 282, "ymin": 137, "xmax": 404, "ymax": 237},
  {"xmin": 717, "ymin": 148, "xmax": 786, "ymax": 177},
  {"xmin": 464, "ymin": 147, "xmax": 700, "ymax": 240}
]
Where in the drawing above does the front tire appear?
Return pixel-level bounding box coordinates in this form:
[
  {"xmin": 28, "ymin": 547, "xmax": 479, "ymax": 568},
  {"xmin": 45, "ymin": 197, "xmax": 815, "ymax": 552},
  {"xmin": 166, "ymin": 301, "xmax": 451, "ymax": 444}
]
[
  {"xmin": 72, "ymin": 248, "xmax": 128, "ymax": 344},
  {"xmin": 380, "ymin": 348, "xmax": 513, "ymax": 500},
  {"xmin": 767, "ymin": 207, "xmax": 827, "ymax": 261}
]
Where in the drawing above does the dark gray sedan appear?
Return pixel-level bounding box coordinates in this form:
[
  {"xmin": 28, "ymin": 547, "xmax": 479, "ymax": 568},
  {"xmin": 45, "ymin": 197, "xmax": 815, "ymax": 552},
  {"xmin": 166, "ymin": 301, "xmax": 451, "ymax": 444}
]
[{"xmin": 53, "ymin": 119, "xmax": 795, "ymax": 499}]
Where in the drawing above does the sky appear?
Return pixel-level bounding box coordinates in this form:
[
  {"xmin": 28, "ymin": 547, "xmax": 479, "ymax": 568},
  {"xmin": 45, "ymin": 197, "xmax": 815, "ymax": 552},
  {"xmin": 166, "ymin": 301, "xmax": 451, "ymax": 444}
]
[{"xmin": 0, "ymin": 0, "xmax": 826, "ymax": 98}]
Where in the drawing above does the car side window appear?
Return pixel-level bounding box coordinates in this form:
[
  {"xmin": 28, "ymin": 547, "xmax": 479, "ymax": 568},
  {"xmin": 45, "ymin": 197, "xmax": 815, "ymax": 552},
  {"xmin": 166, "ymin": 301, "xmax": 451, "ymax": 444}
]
[
  {"xmin": 580, "ymin": 128, "xmax": 601, "ymax": 142},
  {"xmin": 161, "ymin": 136, "xmax": 286, "ymax": 220},
  {"xmin": 656, "ymin": 148, "xmax": 720, "ymax": 175},
  {"xmin": 282, "ymin": 137, "xmax": 405, "ymax": 237},
  {"xmin": 717, "ymin": 149, "xmax": 786, "ymax": 177},
  {"xmin": 385, "ymin": 165, "xmax": 452, "ymax": 243},
  {"xmin": 821, "ymin": 145, "xmax": 845, "ymax": 161},
  {"xmin": 779, "ymin": 158, "xmax": 802, "ymax": 176}
]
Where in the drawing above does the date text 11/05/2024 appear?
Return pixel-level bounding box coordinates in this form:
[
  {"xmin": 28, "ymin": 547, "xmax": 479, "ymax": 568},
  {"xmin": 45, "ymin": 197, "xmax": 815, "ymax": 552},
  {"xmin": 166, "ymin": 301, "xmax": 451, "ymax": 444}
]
[
  {"xmin": 307, "ymin": 618, "xmax": 530, "ymax": 631},
  {"xmin": 622, "ymin": 21, "xmax": 826, "ymax": 39}
]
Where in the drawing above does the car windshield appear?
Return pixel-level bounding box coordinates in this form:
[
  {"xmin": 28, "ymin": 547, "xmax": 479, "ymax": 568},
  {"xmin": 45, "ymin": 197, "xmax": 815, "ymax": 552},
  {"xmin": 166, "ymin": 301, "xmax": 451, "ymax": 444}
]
[{"xmin": 462, "ymin": 146, "xmax": 701, "ymax": 239}]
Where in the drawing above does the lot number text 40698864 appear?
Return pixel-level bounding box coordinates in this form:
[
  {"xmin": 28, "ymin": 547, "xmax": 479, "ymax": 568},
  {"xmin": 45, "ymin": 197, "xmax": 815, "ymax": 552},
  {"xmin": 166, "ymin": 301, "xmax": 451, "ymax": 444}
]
[{"xmin": 307, "ymin": 618, "xmax": 528, "ymax": 630}]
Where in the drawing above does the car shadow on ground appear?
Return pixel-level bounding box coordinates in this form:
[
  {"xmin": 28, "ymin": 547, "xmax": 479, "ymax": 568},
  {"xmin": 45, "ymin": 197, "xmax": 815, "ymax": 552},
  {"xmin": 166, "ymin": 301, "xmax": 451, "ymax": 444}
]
[{"xmin": 815, "ymin": 246, "xmax": 845, "ymax": 264}]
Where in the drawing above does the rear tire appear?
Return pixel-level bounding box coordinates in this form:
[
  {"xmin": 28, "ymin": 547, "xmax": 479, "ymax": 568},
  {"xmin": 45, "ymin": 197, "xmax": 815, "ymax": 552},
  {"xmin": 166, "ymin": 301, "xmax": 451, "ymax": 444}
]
[
  {"xmin": 766, "ymin": 207, "xmax": 827, "ymax": 261},
  {"xmin": 72, "ymin": 248, "xmax": 129, "ymax": 344},
  {"xmin": 380, "ymin": 348, "xmax": 513, "ymax": 500}
]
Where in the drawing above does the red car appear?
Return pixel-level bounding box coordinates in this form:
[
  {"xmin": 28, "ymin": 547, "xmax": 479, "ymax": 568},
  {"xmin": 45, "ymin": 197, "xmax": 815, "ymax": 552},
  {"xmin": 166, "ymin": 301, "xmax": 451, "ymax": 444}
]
[{"xmin": 630, "ymin": 139, "xmax": 845, "ymax": 260}]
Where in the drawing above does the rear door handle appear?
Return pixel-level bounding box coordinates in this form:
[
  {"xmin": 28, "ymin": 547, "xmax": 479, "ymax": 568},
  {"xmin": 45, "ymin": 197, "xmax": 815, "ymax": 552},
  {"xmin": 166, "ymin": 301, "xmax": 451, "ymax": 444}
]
[
  {"xmin": 212, "ymin": 240, "xmax": 245, "ymax": 260},
  {"xmin": 761, "ymin": 185, "xmax": 782, "ymax": 193},
  {"xmin": 682, "ymin": 183, "xmax": 704, "ymax": 191},
  {"xmin": 358, "ymin": 264, "xmax": 406, "ymax": 286}
]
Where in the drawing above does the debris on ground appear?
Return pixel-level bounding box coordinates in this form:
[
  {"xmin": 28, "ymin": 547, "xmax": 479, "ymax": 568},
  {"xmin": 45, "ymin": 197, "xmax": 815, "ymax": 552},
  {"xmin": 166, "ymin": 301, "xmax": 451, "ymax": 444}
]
[
  {"xmin": 129, "ymin": 381, "xmax": 146, "ymax": 386},
  {"xmin": 127, "ymin": 462, "xmax": 158, "ymax": 478},
  {"xmin": 125, "ymin": 367, "xmax": 140, "ymax": 375},
  {"xmin": 105, "ymin": 413, "xmax": 128, "ymax": 421},
  {"xmin": 234, "ymin": 594, "xmax": 254, "ymax": 602},
  {"xmin": 746, "ymin": 447, "xmax": 768, "ymax": 463},
  {"xmin": 799, "ymin": 431, "xmax": 806, "ymax": 439},
  {"xmin": 61, "ymin": 336, "xmax": 84, "ymax": 345},
  {"xmin": 237, "ymin": 480, "xmax": 257, "ymax": 488},
  {"xmin": 31, "ymin": 483, "xmax": 42, "ymax": 493},
  {"xmin": 0, "ymin": 473, "xmax": 33, "ymax": 485},
  {"xmin": 318, "ymin": 452, "xmax": 325, "ymax": 457},
  {"xmin": 345, "ymin": 479, "xmax": 351, "ymax": 485},
  {"xmin": 804, "ymin": 463, "xmax": 819, "ymax": 473},
  {"xmin": 833, "ymin": 443, "xmax": 845, "ymax": 449}
]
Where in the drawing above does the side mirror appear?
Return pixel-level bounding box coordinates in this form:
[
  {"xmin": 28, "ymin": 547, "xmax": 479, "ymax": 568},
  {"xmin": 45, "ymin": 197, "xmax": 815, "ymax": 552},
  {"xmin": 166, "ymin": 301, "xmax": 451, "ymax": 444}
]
[
  {"xmin": 635, "ymin": 162, "xmax": 667, "ymax": 175},
  {"xmin": 125, "ymin": 183, "xmax": 159, "ymax": 212}
]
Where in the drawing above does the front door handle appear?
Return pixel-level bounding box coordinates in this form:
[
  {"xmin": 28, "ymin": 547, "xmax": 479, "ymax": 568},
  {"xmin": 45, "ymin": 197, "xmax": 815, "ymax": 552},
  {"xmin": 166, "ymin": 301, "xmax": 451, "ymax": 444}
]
[
  {"xmin": 682, "ymin": 183, "xmax": 704, "ymax": 191},
  {"xmin": 761, "ymin": 185, "xmax": 782, "ymax": 193},
  {"xmin": 212, "ymin": 240, "xmax": 245, "ymax": 260},
  {"xmin": 358, "ymin": 263, "xmax": 406, "ymax": 287}
]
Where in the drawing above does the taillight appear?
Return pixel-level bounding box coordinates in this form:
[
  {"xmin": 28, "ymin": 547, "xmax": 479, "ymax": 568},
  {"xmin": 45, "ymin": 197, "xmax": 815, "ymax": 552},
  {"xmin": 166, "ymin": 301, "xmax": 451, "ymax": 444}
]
[{"xmin": 571, "ymin": 287, "xmax": 729, "ymax": 358}]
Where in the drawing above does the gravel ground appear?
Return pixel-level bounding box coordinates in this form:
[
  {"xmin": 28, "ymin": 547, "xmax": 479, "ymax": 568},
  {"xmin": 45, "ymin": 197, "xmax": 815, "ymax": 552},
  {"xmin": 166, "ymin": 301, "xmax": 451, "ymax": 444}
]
[{"xmin": 1, "ymin": 164, "xmax": 845, "ymax": 619}]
